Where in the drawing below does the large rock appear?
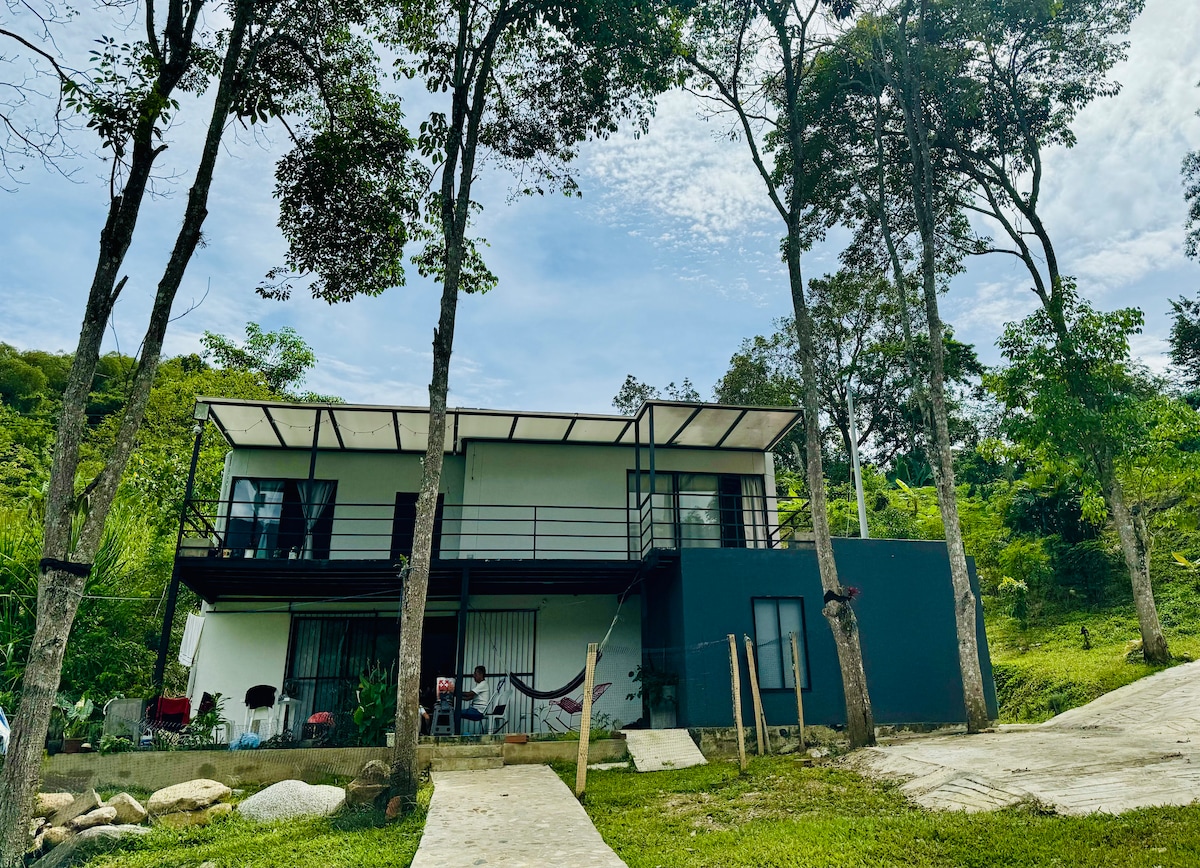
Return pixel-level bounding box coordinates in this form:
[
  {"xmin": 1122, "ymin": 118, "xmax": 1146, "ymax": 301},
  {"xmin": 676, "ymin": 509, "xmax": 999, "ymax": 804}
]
[
  {"xmin": 154, "ymin": 802, "xmax": 233, "ymax": 829},
  {"xmin": 50, "ymin": 790, "xmax": 101, "ymax": 827},
  {"xmin": 147, "ymin": 779, "xmax": 230, "ymax": 815},
  {"xmin": 358, "ymin": 759, "xmax": 389, "ymax": 783},
  {"xmin": 34, "ymin": 793, "xmax": 75, "ymax": 819},
  {"xmin": 33, "ymin": 825, "xmax": 150, "ymax": 868},
  {"xmin": 103, "ymin": 793, "xmax": 147, "ymax": 825},
  {"xmin": 68, "ymin": 807, "xmax": 117, "ymax": 831},
  {"xmin": 239, "ymin": 780, "xmax": 345, "ymax": 823},
  {"xmin": 344, "ymin": 780, "xmax": 389, "ymax": 807}
]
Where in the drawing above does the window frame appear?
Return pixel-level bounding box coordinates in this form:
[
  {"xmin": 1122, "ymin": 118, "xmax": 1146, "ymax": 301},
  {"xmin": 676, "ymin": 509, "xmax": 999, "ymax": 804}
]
[
  {"xmin": 226, "ymin": 476, "xmax": 337, "ymax": 559},
  {"xmin": 750, "ymin": 595, "xmax": 811, "ymax": 692}
]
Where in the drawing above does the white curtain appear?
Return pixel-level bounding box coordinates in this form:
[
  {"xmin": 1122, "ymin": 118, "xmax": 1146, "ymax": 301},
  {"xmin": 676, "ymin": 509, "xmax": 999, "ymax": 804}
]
[
  {"xmin": 741, "ymin": 476, "xmax": 766, "ymax": 548},
  {"xmin": 297, "ymin": 480, "xmax": 335, "ymax": 558}
]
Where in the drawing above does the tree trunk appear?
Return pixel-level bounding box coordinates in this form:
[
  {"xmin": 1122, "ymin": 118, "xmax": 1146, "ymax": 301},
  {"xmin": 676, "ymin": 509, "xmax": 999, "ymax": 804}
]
[
  {"xmin": 788, "ymin": 244, "xmax": 875, "ymax": 749},
  {"xmin": 0, "ymin": 6, "xmax": 250, "ymax": 863},
  {"xmin": 1100, "ymin": 460, "xmax": 1169, "ymax": 663},
  {"xmin": 887, "ymin": 1, "xmax": 990, "ymax": 732}
]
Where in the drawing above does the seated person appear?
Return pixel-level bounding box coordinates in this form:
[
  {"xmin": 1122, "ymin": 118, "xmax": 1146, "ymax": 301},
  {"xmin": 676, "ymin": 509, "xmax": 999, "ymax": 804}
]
[{"xmin": 456, "ymin": 665, "xmax": 491, "ymax": 723}]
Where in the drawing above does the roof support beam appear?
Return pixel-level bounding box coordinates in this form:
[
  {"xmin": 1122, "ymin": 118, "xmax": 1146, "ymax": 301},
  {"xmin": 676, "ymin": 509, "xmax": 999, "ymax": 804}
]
[
  {"xmin": 262, "ymin": 407, "xmax": 288, "ymax": 448},
  {"xmin": 326, "ymin": 409, "xmax": 346, "ymax": 450},
  {"xmin": 715, "ymin": 409, "xmax": 749, "ymax": 448}
]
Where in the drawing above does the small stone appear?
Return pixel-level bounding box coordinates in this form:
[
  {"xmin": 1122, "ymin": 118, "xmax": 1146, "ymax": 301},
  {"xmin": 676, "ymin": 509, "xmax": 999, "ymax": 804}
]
[
  {"xmin": 69, "ymin": 807, "xmax": 118, "ymax": 831},
  {"xmin": 238, "ymin": 780, "xmax": 345, "ymax": 823},
  {"xmin": 358, "ymin": 759, "xmax": 389, "ymax": 783},
  {"xmin": 104, "ymin": 792, "xmax": 148, "ymax": 825},
  {"xmin": 154, "ymin": 802, "xmax": 233, "ymax": 829},
  {"xmin": 385, "ymin": 796, "xmax": 405, "ymax": 821},
  {"xmin": 50, "ymin": 790, "xmax": 101, "ymax": 827},
  {"xmin": 42, "ymin": 827, "xmax": 71, "ymax": 848},
  {"xmin": 28, "ymin": 817, "xmax": 48, "ymax": 837},
  {"xmin": 147, "ymin": 779, "xmax": 231, "ymax": 815},
  {"xmin": 34, "ymin": 793, "xmax": 75, "ymax": 819},
  {"xmin": 345, "ymin": 780, "xmax": 389, "ymax": 807}
]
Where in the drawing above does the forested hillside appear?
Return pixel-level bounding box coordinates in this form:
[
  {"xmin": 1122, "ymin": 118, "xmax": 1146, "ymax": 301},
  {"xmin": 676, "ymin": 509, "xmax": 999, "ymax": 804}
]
[{"xmin": 0, "ymin": 326, "xmax": 326, "ymax": 714}]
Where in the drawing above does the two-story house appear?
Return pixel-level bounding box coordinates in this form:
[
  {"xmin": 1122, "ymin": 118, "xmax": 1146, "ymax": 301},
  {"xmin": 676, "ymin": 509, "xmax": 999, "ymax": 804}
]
[{"xmin": 171, "ymin": 397, "xmax": 996, "ymax": 740}]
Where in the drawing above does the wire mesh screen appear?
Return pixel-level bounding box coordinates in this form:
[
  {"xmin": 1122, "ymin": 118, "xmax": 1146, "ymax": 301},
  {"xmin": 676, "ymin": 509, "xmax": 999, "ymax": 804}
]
[{"xmin": 463, "ymin": 609, "xmax": 536, "ymax": 733}]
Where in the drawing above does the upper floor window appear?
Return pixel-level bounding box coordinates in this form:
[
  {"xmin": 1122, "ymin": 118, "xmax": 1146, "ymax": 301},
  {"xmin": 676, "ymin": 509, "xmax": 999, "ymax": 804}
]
[
  {"xmin": 628, "ymin": 472, "xmax": 767, "ymax": 554},
  {"xmin": 226, "ymin": 478, "xmax": 336, "ymax": 559}
]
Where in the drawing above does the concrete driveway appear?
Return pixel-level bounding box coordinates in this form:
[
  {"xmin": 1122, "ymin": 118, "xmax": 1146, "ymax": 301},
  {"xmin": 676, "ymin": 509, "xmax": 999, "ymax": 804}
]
[{"xmin": 850, "ymin": 659, "xmax": 1200, "ymax": 815}]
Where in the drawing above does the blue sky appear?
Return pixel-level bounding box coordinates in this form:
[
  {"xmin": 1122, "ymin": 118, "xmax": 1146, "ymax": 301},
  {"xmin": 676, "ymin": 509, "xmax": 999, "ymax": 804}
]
[{"xmin": 2, "ymin": 0, "xmax": 1199, "ymax": 414}]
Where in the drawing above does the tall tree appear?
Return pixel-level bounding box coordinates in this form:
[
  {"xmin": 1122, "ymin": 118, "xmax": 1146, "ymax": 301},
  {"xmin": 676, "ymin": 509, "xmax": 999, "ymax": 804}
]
[
  {"xmin": 0, "ymin": 3, "xmax": 406, "ymax": 862},
  {"xmin": 382, "ymin": 0, "xmax": 672, "ymax": 806},
  {"xmin": 680, "ymin": 0, "xmax": 877, "ymax": 748},
  {"xmin": 844, "ymin": 0, "xmax": 990, "ymax": 731},
  {"xmin": 929, "ymin": 0, "xmax": 1166, "ymax": 662}
]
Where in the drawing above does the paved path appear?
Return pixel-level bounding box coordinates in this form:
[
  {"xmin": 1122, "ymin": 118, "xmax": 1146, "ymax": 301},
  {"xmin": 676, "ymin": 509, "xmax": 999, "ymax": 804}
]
[
  {"xmin": 410, "ymin": 764, "xmax": 626, "ymax": 868},
  {"xmin": 850, "ymin": 660, "xmax": 1200, "ymax": 815}
]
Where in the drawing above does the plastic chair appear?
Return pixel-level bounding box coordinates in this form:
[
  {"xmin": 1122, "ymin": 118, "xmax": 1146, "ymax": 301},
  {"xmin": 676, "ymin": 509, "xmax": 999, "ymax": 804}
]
[
  {"xmin": 243, "ymin": 684, "xmax": 277, "ymax": 737},
  {"xmin": 485, "ymin": 677, "xmax": 510, "ymax": 735}
]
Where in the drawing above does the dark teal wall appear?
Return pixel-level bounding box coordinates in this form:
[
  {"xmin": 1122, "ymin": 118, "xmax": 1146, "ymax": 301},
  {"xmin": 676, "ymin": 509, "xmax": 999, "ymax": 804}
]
[{"xmin": 669, "ymin": 540, "xmax": 997, "ymax": 728}]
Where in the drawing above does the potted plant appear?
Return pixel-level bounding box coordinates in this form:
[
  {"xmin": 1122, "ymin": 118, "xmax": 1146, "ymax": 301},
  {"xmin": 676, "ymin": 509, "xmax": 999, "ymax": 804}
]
[
  {"xmin": 353, "ymin": 663, "xmax": 396, "ymax": 747},
  {"xmin": 628, "ymin": 665, "xmax": 678, "ymax": 729},
  {"xmin": 58, "ymin": 695, "xmax": 95, "ymax": 753}
]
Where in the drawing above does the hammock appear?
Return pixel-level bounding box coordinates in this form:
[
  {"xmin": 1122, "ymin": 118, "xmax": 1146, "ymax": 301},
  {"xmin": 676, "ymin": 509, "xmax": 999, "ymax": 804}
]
[{"xmin": 507, "ymin": 652, "xmax": 603, "ymax": 700}]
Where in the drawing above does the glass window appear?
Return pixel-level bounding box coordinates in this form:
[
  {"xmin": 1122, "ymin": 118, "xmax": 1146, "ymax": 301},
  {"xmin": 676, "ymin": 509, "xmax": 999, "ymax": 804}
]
[
  {"xmin": 752, "ymin": 597, "xmax": 808, "ymax": 690},
  {"xmin": 628, "ymin": 472, "xmax": 768, "ymax": 553},
  {"xmin": 226, "ymin": 478, "xmax": 336, "ymax": 559}
]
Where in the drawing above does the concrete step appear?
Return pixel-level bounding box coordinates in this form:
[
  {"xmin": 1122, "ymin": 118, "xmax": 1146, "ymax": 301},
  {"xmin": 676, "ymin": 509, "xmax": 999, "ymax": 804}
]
[{"xmin": 431, "ymin": 756, "xmax": 505, "ymax": 772}]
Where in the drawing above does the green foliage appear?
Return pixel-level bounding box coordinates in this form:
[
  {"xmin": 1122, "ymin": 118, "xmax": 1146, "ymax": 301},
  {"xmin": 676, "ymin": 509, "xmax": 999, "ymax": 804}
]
[
  {"xmin": 1168, "ymin": 290, "xmax": 1200, "ymax": 391},
  {"xmin": 352, "ymin": 663, "xmax": 396, "ymax": 747},
  {"xmin": 56, "ymin": 694, "xmax": 95, "ymax": 739},
  {"xmin": 201, "ymin": 323, "xmax": 320, "ymax": 397},
  {"xmin": 611, "ymin": 375, "xmax": 702, "ymax": 415}
]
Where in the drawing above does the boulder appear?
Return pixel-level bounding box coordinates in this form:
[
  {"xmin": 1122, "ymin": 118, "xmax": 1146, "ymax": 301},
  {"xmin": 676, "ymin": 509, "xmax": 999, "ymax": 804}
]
[
  {"xmin": 34, "ymin": 793, "xmax": 75, "ymax": 819},
  {"xmin": 344, "ymin": 780, "xmax": 389, "ymax": 808},
  {"xmin": 50, "ymin": 790, "xmax": 101, "ymax": 827},
  {"xmin": 68, "ymin": 808, "xmax": 117, "ymax": 831},
  {"xmin": 147, "ymin": 779, "xmax": 230, "ymax": 815},
  {"xmin": 239, "ymin": 780, "xmax": 345, "ymax": 823},
  {"xmin": 32, "ymin": 825, "xmax": 150, "ymax": 868},
  {"xmin": 103, "ymin": 793, "xmax": 147, "ymax": 825},
  {"xmin": 358, "ymin": 759, "xmax": 389, "ymax": 783},
  {"xmin": 154, "ymin": 802, "xmax": 233, "ymax": 829},
  {"xmin": 41, "ymin": 827, "xmax": 71, "ymax": 849}
]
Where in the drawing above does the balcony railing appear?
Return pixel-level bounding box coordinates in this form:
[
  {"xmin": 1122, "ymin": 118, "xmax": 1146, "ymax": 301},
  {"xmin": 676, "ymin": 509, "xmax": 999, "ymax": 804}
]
[{"xmin": 178, "ymin": 495, "xmax": 788, "ymax": 562}]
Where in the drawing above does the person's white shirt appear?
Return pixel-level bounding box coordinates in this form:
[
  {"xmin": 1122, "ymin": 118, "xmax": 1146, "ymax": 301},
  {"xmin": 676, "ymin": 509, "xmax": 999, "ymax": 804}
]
[{"xmin": 468, "ymin": 678, "xmax": 491, "ymax": 714}]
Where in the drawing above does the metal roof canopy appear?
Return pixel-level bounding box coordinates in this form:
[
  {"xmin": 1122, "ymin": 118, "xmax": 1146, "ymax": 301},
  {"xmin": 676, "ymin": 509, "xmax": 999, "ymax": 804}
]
[{"xmin": 196, "ymin": 397, "xmax": 802, "ymax": 454}]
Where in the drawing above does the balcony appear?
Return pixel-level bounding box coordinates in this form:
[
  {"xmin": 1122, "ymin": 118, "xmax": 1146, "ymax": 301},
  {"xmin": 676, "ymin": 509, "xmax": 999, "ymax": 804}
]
[{"xmin": 178, "ymin": 494, "xmax": 784, "ymax": 563}]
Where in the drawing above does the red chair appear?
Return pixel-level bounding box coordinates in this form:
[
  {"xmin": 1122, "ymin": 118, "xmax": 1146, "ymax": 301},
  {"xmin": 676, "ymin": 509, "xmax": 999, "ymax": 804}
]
[{"xmin": 547, "ymin": 682, "xmax": 611, "ymax": 731}]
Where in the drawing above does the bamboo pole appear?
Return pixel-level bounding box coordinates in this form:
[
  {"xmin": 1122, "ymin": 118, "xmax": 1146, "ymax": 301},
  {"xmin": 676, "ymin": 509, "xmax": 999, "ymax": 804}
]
[
  {"xmin": 743, "ymin": 635, "xmax": 769, "ymax": 755},
  {"xmin": 790, "ymin": 631, "xmax": 806, "ymax": 752},
  {"xmin": 574, "ymin": 642, "xmax": 599, "ymax": 799},
  {"xmin": 728, "ymin": 633, "xmax": 747, "ymax": 772}
]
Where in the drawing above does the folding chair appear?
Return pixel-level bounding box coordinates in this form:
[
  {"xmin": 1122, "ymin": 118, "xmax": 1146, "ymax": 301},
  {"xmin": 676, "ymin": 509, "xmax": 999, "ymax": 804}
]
[{"xmin": 485, "ymin": 677, "xmax": 510, "ymax": 735}]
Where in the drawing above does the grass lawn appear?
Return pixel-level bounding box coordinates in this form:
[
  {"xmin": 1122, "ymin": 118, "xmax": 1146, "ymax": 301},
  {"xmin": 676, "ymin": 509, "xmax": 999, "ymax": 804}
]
[
  {"xmin": 986, "ymin": 607, "xmax": 1200, "ymax": 722},
  {"xmin": 574, "ymin": 757, "xmax": 1200, "ymax": 868},
  {"xmin": 74, "ymin": 789, "xmax": 429, "ymax": 868}
]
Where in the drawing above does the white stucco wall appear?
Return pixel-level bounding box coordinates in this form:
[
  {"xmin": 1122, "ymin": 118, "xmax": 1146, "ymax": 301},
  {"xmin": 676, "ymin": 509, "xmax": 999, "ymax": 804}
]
[
  {"xmin": 188, "ymin": 608, "xmax": 291, "ymax": 729},
  {"xmin": 186, "ymin": 594, "xmax": 642, "ymax": 735},
  {"xmin": 217, "ymin": 439, "xmax": 770, "ymax": 560}
]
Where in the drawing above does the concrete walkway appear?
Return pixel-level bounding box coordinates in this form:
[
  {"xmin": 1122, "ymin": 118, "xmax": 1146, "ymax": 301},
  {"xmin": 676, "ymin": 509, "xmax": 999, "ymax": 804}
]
[
  {"xmin": 850, "ymin": 659, "xmax": 1200, "ymax": 815},
  {"xmin": 410, "ymin": 764, "xmax": 626, "ymax": 868}
]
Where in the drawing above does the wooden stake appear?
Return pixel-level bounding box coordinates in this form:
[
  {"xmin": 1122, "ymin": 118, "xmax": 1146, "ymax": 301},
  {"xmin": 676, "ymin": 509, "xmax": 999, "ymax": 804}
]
[
  {"xmin": 744, "ymin": 635, "xmax": 769, "ymax": 755},
  {"xmin": 790, "ymin": 631, "xmax": 806, "ymax": 752},
  {"xmin": 728, "ymin": 633, "xmax": 747, "ymax": 772},
  {"xmin": 574, "ymin": 642, "xmax": 599, "ymax": 799}
]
